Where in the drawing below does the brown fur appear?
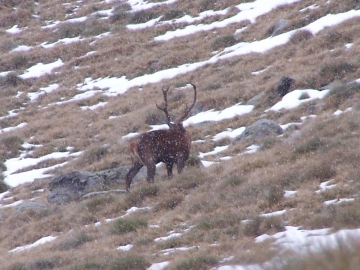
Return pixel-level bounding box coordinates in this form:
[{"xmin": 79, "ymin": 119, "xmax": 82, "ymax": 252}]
[
  {"xmin": 125, "ymin": 84, "xmax": 196, "ymax": 191},
  {"xmin": 128, "ymin": 139, "xmax": 142, "ymax": 164}
]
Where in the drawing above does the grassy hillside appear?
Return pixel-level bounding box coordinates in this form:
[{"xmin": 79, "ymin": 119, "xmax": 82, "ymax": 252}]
[{"xmin": 1, "ymin": 0, "xmax": 360, "ymax": 269}]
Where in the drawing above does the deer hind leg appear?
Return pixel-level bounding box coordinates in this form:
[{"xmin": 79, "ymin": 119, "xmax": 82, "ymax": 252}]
[
  {"xmin": 177, "ymin": 159, "xmax": 186, "ymax": 174},
  {"xmin": 146, "ymin": 163, "xmax": 156, "ymax": 183},
  {"xmin": 125, "ymin": 162, "xmax": 143, "ymax": 192}
]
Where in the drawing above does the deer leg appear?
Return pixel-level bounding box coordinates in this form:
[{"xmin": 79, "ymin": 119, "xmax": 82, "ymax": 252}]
[
  {"xmin": 177, "ymin": 157, "xmax": 186, "ymax": 174},
  {"xmin": 125, "ymin": 162, "xmax": 143, "ymax": 192},
  {"xmin": 165, "ymin": 161, "xmax": 174, "ymax": 179},
  {"xmin": 146, "ymin": 163, "xmax": 156, "ymax": 183}
]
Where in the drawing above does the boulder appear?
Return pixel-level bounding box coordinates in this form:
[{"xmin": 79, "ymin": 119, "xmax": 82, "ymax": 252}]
[
  {"xmin": 12, "ymin": 201, "xmax": 46, "ymax": 216},
  {"xmin": 246, "ymin": 91, "xmax": 266, "ymax": 106},
  {"xmin": 47, "ymin": 167, "xmax": 147, "ymax": 204},
  {"xmin": 233, "ymin": 119, "xmax": 283, "ymax": 142},
  {"xmin": 269, "ymin": 19, "xmax": 288, "ymax": 36}
]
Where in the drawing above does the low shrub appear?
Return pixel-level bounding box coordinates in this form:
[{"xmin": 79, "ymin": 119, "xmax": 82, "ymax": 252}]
[
  {"xmin": 123, "ymin": 184, "xmax": 159, "ymax": 208},
  {"xmin": 155, "ymin": 194, "xmax": 184, "ymax": 211},
  {"xmin": 127, "ymin": 10, "xmax": 159, "ymax": 24},
  {"xmin": 243, "ymin": 216, "xmax": 285, "ymax": 237},
  {"xmin": 0, "ymin": 135, "xmax": 23, "ymax": 159},
  {"xmin": 303, "ymin": 162, "xmax": 336, "ymax": 181},
  {"xmin": 57, "ymin": 21, "xmax": 86, "ymax": 39},
  {"xmin": 289, "ymin": 29, "xmax": 313, "ymax": 45},
  {"xmin": 70, "ymin": 261, "xmax": 104, "ymax": 270},
  {"xmin": 205, "ymin": 82, "xmax": 221, "ymax": 91},
  {"xmin": 85, "ymin": 195, "xmax": 115, "ymax": 213},
  {"xmin": 172, "ymin": 253, "xmax": 218, "ymax": 270},
  {"xmin": 306, "ymin": 201, "xmax": 360, "ymax": 229},
  {"xmin": 196, "ymin": 212, "xmax": 244, "ymax": 230},
  {"xmin": 10, "ymin": 54, "xmax": 28, "ymax": 69},
  {"xmin": 0, "ymin": 72, "xmax": 22, "ymax": 87},
  {"xmin": 225, "ymin": 175, "xmax": 246, "ymax": 187},
  {"xmin": 170, "ymin": 168, "xmax": 209, "ymax": 191},
  {"xmin": 162, "ymin": 8, "xmax": 184, "ymax": 21},
  {"xmin": 211, "ymin": 35, "xmax": 237, "ymax": 50},
  {"xmin": 198, "ymin": 0, "xmax": 218, "ymax": 12},
  {"xmin": 110, "ymin": 254, "xmax": 150, "ymax": 270},
  {"xmin": 326, "ymin": 83, "xmax": 360, "ymax": 108},
  {"xmin": 156, "ymin": 236, "xmax": 184, "ymax": 250},
  {"xmin": 81, "ymin": 146, "xmax": 108, "ymax": 164},
  {"xmin": 133, "ymin": 236, "xmax": 153, "ymax": 246},
  {"xmin": 57, "ymin": 231, "xmax": 94, "ymax": 250},
  {"xmin": 185, "ymin": 154, "xmax": 202, "ymax": 168},
  {"xmin": 318, "ymin": 60, "xmax": 357, "ymax": 84},
  {"xmin": 268, "ymin": 241, "xmax": 360, "ymax": 270},
  {"xmin": 110, "ymin": 218, "xmax": 148, "ymax": 235},
  {"xmin": 264, "ymin": 182, "xmax": 284, "ymax": 207},
  {"xmin": 0, "ymin": 179, "xmax": 8, "ymax": 193},
  {"xmin": 293, "ymin": 137, "xmax": 326, "ymax": 156},
  {"xmin": 110, "ymin": 3, "xmax": 131, "ymax": 22}
]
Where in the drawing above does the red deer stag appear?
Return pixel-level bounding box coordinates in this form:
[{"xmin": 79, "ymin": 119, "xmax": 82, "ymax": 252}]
[{"xmin": 125, "ymin": 83, "xmax": 197, "ymax": 192}]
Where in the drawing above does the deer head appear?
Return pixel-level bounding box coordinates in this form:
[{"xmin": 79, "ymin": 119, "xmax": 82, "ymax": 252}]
[{"xmin": 156, "ymin": 83, "xmax": 197, "ymax": 132}]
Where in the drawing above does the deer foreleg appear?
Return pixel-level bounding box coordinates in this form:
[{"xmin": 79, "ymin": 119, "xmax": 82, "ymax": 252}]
[
  {"xmin": 176, "ymin": 154, "xmax": 187, "ymax": 174},
  {"xmin": 165, "ymin": 161, "xmax": 174, "ymax": 179}
]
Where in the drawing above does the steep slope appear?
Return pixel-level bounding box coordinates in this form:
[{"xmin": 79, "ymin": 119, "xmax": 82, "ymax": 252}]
[{"xmin": 1, "ymin": 0, "xmax": 360, "ymax": 269}]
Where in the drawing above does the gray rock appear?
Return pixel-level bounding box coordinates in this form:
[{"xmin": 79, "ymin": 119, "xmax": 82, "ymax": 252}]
[
  {"xmin": 47, "ymin": 167, "xmax": 147, "ymax": 204},
  {"xmin": 233, "ymin": 119, "xmax": 283, "ymax": 142},
  {"xmin": 12, "ymin": 201, "xmax": 46, "ymax": 216},
  {"xmin": 0, "ymin": 214, "xmax": 4, "ymax": 220},
  {"xmin": 246, "ymin": 91, "xmax": 266, "ymax": 106},
  {"xmin": 270, "ymin": 19, "xmax": 288, "ymax": 36},
  {"xmin": 98, "ymin": 166, "xmax": 147, "ymax": 187},
  {"xmin": 47, "ymin": 171, "xmax": 104, "ymax": 203}
]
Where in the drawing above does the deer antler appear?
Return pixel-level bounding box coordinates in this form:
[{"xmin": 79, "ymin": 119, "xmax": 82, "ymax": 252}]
[
  {"xmin": 156, "ymin": 85, "xmax": 172, "ymax": 126},
  {"xmin": 177, "ymin": 83, "xmax": 197, "ymax": 123}
]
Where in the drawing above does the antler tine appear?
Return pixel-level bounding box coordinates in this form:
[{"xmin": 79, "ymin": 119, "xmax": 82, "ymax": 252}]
[
  {"xmin": 156, "ymin": 85, "xmax": 172, "ymax": 125},
  {"xmin": 178, "ymin": 83, "xmax": 197, "ymax": 122}
]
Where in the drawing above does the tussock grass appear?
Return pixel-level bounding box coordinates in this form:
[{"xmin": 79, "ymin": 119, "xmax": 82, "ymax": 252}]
[
  {"xmin": 155, "ymin": 193, "xmax": 184, "ymax": 211},
  {"xmin": 169, "ymin": 253, "xmax": 218, "ymax": 270},
  {"xmin": 108, "ymin": 254, "xmax": 150, "ymax": 270},
  {"xmin": 6, "ymin": 256, "xmax": 63, "ymax": 270},
  {"xmin": 211, "ymin": 35, "xmax": 237, "ymax": 50},
  {"xmin": 85, "ymin": 195, "xmax": 115, "ymax": 214},
  {"xmin": 0, "ymin": 135, "xmax": 23, "ymax": 159},
  {"xmin": 305, "ymin": 201, "xmax": 360, "ymax": 230},
  {"xmin": 57, "ymin": 231, "xmax": 94, "ymax": 251},
  {"xmin": 243, "ymin": 216, "xmax": 285, "ymax": 237},
  {"xmin": 109, "ymin": 217, "xmax": 148, "ymax": 235},
  {"xmin": 123, "ymin": 184, "xmax": 160, "ymax": 209}
]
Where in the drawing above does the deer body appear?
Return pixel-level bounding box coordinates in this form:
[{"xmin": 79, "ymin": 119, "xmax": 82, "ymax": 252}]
[{"xmin": 125, "ymin": 84, "xmax": 196, "ymax": 192}]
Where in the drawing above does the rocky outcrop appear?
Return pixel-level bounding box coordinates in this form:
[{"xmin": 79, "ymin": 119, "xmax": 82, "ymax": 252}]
[{"xmin": 47, "ymin": 166, "xmax": 147, "ymax": 203}]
